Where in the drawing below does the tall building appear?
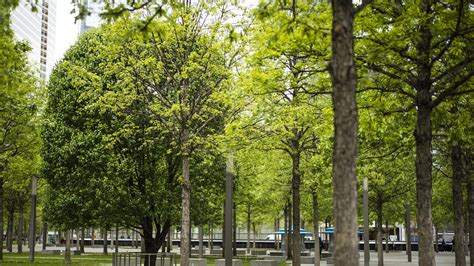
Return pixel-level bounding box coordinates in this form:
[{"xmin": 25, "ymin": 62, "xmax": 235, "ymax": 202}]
[
  {"xmin": 11, "ymin": 0, "xmax": 56, "ymax": 79},
  {"xmin": 79, "ymin": 0, "xmax": 105, "ymax": 34}
]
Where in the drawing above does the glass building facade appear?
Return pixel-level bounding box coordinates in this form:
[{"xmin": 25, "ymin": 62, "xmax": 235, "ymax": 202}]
[{"xmin": 11, "ymin": 0, "xmax": 57, "ymax": 79}]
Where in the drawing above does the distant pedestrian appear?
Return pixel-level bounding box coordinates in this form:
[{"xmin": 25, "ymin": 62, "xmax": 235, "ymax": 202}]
[{"xmin": 441, "ymin": 238, "xmax": 446, "ymax": 252}]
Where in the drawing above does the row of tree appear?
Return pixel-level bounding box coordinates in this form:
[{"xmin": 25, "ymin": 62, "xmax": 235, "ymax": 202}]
[{"xmin": 0, "ymin": 1, "xmax": 472, "ymax": 266}]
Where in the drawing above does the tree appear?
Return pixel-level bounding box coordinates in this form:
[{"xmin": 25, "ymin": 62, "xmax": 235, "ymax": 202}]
[
  {"xmin": 328, "ymin": 0, "xmax": 373, "ymax": 265},
  {"xmin": 358, "ymin": 1, "xmax": 473, "ymax": 263},
  {"xmin": 249, "ymin": 2, "xmax": 331, "ymax": 263},
  {"xmin": 43, "ymin": 27, "xmax": 181, "ymax": 263},
  {"xmin": 118, "ymin": 8, "xmax": 235, "ymax": 265},
  {"xmin": 0, "ymin": 0, "xmax": 41, "ymax": 260}
]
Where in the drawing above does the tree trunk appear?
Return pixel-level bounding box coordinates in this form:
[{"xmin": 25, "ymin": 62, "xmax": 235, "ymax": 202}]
[
  {"xmin": 452, "ymin": 145, "xmax": 466, "ymax": 265},
  {"xmin": 377, "ymin": 200, "xmax": 383, "ymax": 266},
  {"xmin": 434, "ymin": 227, "xmax": 438, "ymax": 253},
  {"xmin": 142, "ymin": 216, "xmax": 171, "ymax": 266},
  {"xmin": 167, "ymin": 227, "xmax": 171, "ymax": 252},
  {"xmin": 76, "ymin": 229, "xmax": 80, "ymax": 251},
  {"xmin": 198, "ymin": 225, "xmax": 203, "ymax": 258},
  {"xmin": 253, "ymin": 223, "xmax": 256, "ymax": 251},
  {"xmin": 209, "ymin": 223, "xmax": 213, "ymax": 250},
  {"xmin": 18, "ymin": 203, "xmax": 24, "ymax": 253},
  {"xmin": 414, "ymin": 1, "xmax": 435, "ymax": 265},
  {"xmin": 115, "ymin": 227, "xmax": 119, "ymax": 254},
  {"xmin": 0, "ymin": 176, "xmax": 3, "ymax": 261},
  {"xmin": 291, "ymin": 150, "xmax": 301, "ymax": 266},
  {"xmin": 103, "ymin": 229, "xmax": 108, "ymax": 255},
  {"xmin": 42, "ymin": 222, "xmax": 47, "ymax": 251},
  {"xmin": 329, "ymin": 1, "xmax": 359, "ymax": 265},
  {"xmin": 405, "ymin": 202, "xmax": 412, "ymax": 262},
  {"xmin": 313, "ymin": 191, "xmax": 320, "ymax": 266},
  {"xmin": 385, "ymin": 220, "xmax": 389, "ymax": 253},
  {"xmin": 91, "ymin": 228, "xmax": 95, "ymax": 247},
  {"xmin": 247, "ymin": 202, "xmax": 251, "ymax": 254},
  {"xmin": 80, "ymin": 227, "xmax": 85, "ymax": 253},
  {"xmin": 288, "ymin": 201, "xmax": 293, "ymax": 260},
  {"xmin": 64, "ymin": 230, "xmax": 71, "ymax": 264},
  {"xmin": 284, "ymin": 205, "xmax": 288, "ymax": 256},
  {"xmin": 466, "ymin": 149, "xmax": 474, "ymax": 266},
  {"xmin": 7, "ymin": 206, "xmax": 14, "ymax": 252},
  {"xmin": 233, "ymin": 202, "xmax": 237, "ymax": 256},
  {"xmin": 180, "ymin": 151, "xmax": 191, "ymax": 266}
]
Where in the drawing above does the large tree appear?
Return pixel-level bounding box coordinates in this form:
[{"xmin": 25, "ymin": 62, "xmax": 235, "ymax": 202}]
[
  {"xmin": 358, "ymin": 1, "xmax": 473, "ymax": 263},
  {"xmin": 0, "ymin": 0, "xmax": 41, "ymax": 260},
  {"xmin": 328, "ymin": 0, "xmax": 373, "ymax": 265},
  {"xmin": 249, "ymin": 2, "xmax": 331, "ymax": 263}
]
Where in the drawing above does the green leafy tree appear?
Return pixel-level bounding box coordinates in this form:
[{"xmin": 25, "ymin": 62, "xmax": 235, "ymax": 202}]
[
  {"xmin": 248, "ymin": 2, "xmax": 331, "ymax": 263},
  {"xmin": 0, "ymin": 0, "xmax": 41, "ymax": 260},
  {"xmin": 357, "ymin": 1, "xmax": 473, "ymax": 263}
]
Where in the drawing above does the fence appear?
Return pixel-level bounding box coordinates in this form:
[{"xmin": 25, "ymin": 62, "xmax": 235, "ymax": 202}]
[{"xmin": 112, "ymin": 252, "xmax": 178, "ymax": 266}]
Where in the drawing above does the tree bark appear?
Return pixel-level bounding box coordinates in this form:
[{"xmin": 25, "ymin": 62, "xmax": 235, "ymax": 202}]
[
  {"xmin": 247, "ymin": 202, "xmax": 251, "ymax": 254},
  {"xmin": 76, "ymin": 229, "xmax": 80, "ymax": 251},
  {"xmin": 18, "ymin": 202, "xmax": 24, "ymax": 253},
  {"xmin": 115, "ymin": 227, "xmax": 119, "ymax": 254},
  {"xmin": 181, "ymin": 151, "xmax": 191, "ymax": 266},
  {"xmin": 42, "ymin": 222, "xmax": 47, "ymax": 251},
  {"xmin": 291, "ymin": 150, "xmax": 301, "ymax": 266},
  {"xmin": 198, "ymin": 225, "xmax": 203, "ymax": 258},
  {"xmin": 465, "ymin": 149, "xmax": 474, "ymax": 266},
  {"xmin": 252, "ymin": 222, "xmax": 256, "ymax": 251},
  {"xmin": 452, "ymin": 145, "xmax": 466, "ymax": 266},
  {"xmin": 103, "ymin": 229, "xmax": 108, "ymax": 255},
  {"xmin": 405, "ymin": 203, "xmax": 412, "ymax": 262},
  {"xmin": 377, "ymin": 200, "xmax": 383, "ymax": 266},
  {"xmin": 64, "ymin": 230, "xmax": 71, "ymax": 264},
  {"xmin": 313, "ymin": 191, "xmax": 320, "ymax": 266},
  {"xmin": 329, "ymin": 1, "xmax": 359, "ymax": 265},
  {"xmin": 233, "ymin": 202, "xmax": 237, "ymax": 257},
  {"xmin": 385, "ymin": 220, "xmax": 389, "ymax": 254},
  {"xmin": 0, "ymin": 176, "xmax": 3, "ymax": 261},
  {"xmin": 91, "ymin": 228, "xmax": 95, "ymax": 247},
  {"xmin": 414, "ymin": 1, "xmax": 435, "ymax": 264},
  {"xmin": 284, "ymin": 205, "xmax": 288, "ymax": 257},
  {"xmin": 167, "ymin": 227, "xmax": 171, "ymax": 252},
  {"xmin": 80, "ymin": 227, "xmax": 85, "ymax": 253},
  {"xmin": 209, "ymin": 223, "xmax": 213, "ymax": 250},
  {"xmin": 288, "ymin": 200, "xmax": 293, "ymax": 260},
  {"xmin": 7, "ymin": 205, "xmax": 14, "ymax": 252},
  {"xmin": 415, "ymin": 97, "xmax": 435, "ymax": 266}
]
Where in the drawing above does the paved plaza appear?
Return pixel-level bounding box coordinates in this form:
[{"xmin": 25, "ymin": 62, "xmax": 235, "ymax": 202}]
[{"xmin": 7, "ymin": 245, "xmax": 467, "ymax": 265}]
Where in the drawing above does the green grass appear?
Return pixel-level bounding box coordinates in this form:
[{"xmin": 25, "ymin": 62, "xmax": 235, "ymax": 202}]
[
  {"xmin": 1, "ymin": 253, "xmax": 288, "ymax": 265},
  {"xmin": 1, "ymin": 253, "xmax": 112, "ymax": 265}
]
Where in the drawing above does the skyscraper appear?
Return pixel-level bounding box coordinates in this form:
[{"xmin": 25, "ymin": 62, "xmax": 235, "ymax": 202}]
[
  {"xmin": 79, "ymin": 0, "xmax": 105, "ymax": 34},
  {"xmin": 11, "ymin": 0, "xmax": 56, "ymax": 79}
]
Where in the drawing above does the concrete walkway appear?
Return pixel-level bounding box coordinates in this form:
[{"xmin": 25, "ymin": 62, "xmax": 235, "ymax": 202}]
[
  {"xmin": 7, "ymin": 245, "xmax": 468, "ymax": 265},
  {"xmin": 302, "ymin": 251, "xmax": 467, "ymax": 266}
]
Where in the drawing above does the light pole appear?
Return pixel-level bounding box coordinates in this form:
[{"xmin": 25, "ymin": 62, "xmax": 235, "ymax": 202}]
[
  {"xmin": 29, "ymin": 176, "xmax": 37, "ymax": 263},
  {"xmin": 224, "ymin": 153, "xmax": 234, "ymax": 266}
]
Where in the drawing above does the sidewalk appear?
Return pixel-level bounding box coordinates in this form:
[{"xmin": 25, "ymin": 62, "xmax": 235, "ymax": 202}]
[{"xmin": 302, "ymin": 251, "xmax": 467, "ymax": 266}]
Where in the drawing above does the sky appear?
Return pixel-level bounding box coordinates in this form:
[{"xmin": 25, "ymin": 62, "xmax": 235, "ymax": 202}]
[
  {"xmin": 52, "ymin": 1, "xmax": 258, "ymax": 64},
  {"xmin": 54, "ymin": 1, "xmax": 79, "ymax": 64}
]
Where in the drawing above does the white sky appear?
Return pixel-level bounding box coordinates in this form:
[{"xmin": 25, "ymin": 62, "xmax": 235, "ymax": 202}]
[
  {"xmin": 52, "ymin": 0, "xmax": 258, "ymax": 64},
  {"xmin": 54, "ymin": 1, "xmax": 79, "ymax": 64}
]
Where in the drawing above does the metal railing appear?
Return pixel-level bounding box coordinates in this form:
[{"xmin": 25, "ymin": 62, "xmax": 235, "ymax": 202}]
[{"xmin": 112, "ymin": 252, "xmax": 178, "ymax": 266}]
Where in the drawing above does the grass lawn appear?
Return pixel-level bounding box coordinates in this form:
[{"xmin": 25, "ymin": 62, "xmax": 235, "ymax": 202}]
[
  {"xmin": 1, "ymin": 253, "xmax": 112, "ymax": 265},
  {"xmin": 1, "ymin": 253, "xmax": 287, "ymax": 265}
]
